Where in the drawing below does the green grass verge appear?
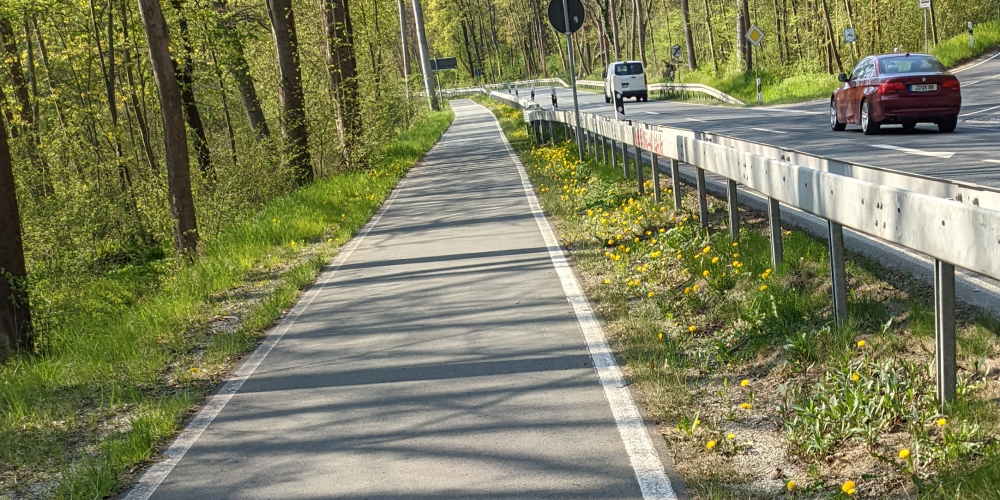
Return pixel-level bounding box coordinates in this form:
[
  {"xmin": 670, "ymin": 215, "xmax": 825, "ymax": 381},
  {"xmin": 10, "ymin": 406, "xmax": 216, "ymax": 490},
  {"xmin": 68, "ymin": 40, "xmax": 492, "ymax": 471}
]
[
  {"xmin": 478, "ymin": 95, "xmax": 1000, "ymax": 499},
  {"xmin": 1, "ymin": 108, "xmax": 454, "ymax": 499},
  {"xmin": 932, "ymin": 20, "xmax": 1000, "ymax": 67}
]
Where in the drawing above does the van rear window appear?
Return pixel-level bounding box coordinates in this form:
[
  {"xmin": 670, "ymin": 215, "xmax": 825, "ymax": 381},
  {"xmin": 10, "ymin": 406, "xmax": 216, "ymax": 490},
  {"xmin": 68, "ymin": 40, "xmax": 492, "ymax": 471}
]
[{"xmin": 614, "ymin": 63, "xmax": 644, "ymax": 75}]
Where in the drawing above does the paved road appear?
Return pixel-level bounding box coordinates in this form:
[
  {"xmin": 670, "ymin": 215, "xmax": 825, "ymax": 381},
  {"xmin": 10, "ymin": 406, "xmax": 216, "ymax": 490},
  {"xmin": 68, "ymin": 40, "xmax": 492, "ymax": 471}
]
[
  {"xmin": 125, "ymin": 100, "xmax": 675, "ymax": 500},
  {"xmin": 539, "ymin": 52, "xmax": 1000, "ymax": 187}
]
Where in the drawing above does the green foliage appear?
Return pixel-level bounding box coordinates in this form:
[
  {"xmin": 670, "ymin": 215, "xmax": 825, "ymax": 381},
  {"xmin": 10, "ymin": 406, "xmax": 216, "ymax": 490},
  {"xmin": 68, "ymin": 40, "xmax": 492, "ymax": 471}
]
[{"xmin": 932, "ymin": 20, "xmax": 1000, "ymax": 67}]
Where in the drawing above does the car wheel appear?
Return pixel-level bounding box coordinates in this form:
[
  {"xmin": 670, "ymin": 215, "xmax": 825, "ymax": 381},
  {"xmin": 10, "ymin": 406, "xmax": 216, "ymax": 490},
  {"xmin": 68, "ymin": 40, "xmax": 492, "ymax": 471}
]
[
  {"xmin": 902, "ymin": 122, "xmax": 916, "ymax": 132},
  {"xmin": 938, "ymin": 115, "xmax": 958, "ymax": 133},
  {"xmin": 861, "ymin": 100, "xmax": 880, "ymax": 135},
  {"xmin": 830, "ymin": 100, "xmax": 846, "ymax": 131}
]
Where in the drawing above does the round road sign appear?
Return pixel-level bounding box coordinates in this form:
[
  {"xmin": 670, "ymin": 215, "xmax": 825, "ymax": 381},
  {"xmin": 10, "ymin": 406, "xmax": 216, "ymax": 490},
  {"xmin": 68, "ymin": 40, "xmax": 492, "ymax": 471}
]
[
  {"xmin": 547, "ymin": 0, "xmax": 585, "ymax": 35},
  {"xmin": 670, "ymin": 44, "xmax": 683, "ymax": 60}
]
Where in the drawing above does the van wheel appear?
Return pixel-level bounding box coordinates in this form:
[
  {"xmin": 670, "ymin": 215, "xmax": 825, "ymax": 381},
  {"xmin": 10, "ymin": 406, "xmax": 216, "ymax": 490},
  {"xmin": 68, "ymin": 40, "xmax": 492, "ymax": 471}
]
[{"xmin": 641, "ymin": 92, "xmax": 648, "ymax": 102}]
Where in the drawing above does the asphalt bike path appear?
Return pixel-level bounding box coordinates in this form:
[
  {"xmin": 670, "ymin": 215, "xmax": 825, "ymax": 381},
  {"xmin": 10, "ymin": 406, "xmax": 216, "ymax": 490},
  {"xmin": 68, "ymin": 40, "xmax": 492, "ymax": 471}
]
[{"xmin": 123, "ymin": 100, "xmax": 676, "ymax": 500}]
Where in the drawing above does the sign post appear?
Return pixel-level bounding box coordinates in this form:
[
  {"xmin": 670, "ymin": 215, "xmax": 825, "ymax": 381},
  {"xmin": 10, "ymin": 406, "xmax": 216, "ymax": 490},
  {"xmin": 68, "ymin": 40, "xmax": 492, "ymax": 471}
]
[
  {"xmin": 844, "ymin": 28, "xmax": 857, "ymax": 67},
  {"xmin": 614, "ymin": 91, "xmax": 625, "ymax": 121},
  {"xmin": 548, "ymin": 0, "xmax": 585, "ymax": 161},
  {"xmin": 969, "ymin": 21, "xmax": 974, "ymax": 49},
  {"xmin": 920, "ymin": 0, "xmax": 931, "ymax": 52},
  {"xmin": 531, "ymin": 81, "xmax": 536, "ymax": 101},
  {"xmin": 745, "ymin": 25, "xmax": 764, "ymax": 104},
  {"xmin": 551, "ymin": 87, "xmax": 558, "ymax": 108}
]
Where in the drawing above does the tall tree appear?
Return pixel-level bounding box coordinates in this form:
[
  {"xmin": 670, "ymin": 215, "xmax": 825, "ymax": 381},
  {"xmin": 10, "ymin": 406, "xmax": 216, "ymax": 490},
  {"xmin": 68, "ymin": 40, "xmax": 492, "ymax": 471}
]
[
  {"xmin": 680, "ymin": 0, "xmax": 696, "ymax": 69},
  {"xmin": 0, "ymin": 101, "xmax": 31, "ymax": 362},
  {"xmin": 607, "ymin": 0, "xmax": 620, "ymax": 59},
  {"xmin": 213, "ymin": 1, "xmax": 270, "ymax": 141},
  {"xmin": 136, "ymin": 0, "xmax": 200, "ymax": 255},
  {"xmin": 0, "ymin": 18, "xmax": 32, "ymax": 131},
  {"xmin": 268, "ymin": 0, "xmax": 313, "ymax": 183},
  {"xmin": 323, "ymin": 0, "xmax": 364, "ymax": 169},
  {"xmin": 170, "ymin": 0, "xmax": 214, "ymax": 180}
]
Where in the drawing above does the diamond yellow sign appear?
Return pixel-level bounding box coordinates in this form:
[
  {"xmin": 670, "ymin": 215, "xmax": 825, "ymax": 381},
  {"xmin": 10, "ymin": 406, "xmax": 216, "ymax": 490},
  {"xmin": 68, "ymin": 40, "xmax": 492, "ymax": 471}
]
[{"xmin": 745, "ymin": 25, "xmax": 765, "ymax": 46}]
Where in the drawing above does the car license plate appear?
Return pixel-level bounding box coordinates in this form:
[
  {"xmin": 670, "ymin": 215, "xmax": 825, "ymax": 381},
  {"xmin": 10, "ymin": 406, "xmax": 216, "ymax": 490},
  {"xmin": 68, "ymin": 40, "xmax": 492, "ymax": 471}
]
[
  {"xmin": 622, "ymin": 83, "xmax": 629, "ymax": 88},
  {"xmin": 910, "ymin": 84, "xmax": 937, "ymax": 92}
]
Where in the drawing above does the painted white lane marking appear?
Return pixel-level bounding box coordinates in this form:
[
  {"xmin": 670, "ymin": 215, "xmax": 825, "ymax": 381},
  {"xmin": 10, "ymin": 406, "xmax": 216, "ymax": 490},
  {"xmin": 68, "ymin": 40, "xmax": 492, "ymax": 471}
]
[
  {"xmin": 123, "ymin": 146, "xmax": 418, "ymax": 500},
  {"xmin": 871, "ymin": 144, "xmax": 955, "ymax": 159},
  {"xmin": 953, "ymin": 50, "xmax": 1000, "ymax": 73},
  {"xmin": 685, "ymin": 117, "xmax": 705, "ymax": 122},
  {"xmin": 751, "ymin": 127, "xmax": 788, "ymax": 134},
  {"xmin": 760, "ymin": 108, "xmax": 824, "ymax": 115},
  {"xmin": 984, "ymin": 159, "xmax": 1000, "ymax": 164},
  {"xmin": 966, "ymin": 80, "xmax": 982, "ymax": 86},
  {"xmin": 479, "ymin": 102, "xmax": 678, "ymax": 500},
  {"xmin": 961, "ymin": 103, "xmax": 1000, "ymax": 117},
  {"xmin": 645, "ymin": 110, "xmax": 661, "ymax": 115}
]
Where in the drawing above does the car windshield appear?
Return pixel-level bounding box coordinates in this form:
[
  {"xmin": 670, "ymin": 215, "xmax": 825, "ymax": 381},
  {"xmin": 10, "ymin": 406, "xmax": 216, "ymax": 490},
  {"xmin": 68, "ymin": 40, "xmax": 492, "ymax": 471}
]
[
  {"xmin": 877, "ymin": 56, "xmax": 945, "ymax": 75},
  {"xmin": 614, "ymin": 63, "xmax": 644, "ymax": 75}
]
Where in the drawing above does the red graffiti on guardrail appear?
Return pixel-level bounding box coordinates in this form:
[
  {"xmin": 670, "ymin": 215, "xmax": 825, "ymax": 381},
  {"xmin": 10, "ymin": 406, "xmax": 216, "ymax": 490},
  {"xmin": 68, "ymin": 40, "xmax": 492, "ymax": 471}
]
[{"xmin": 633, "ymin": 127, "xmax": 667, "ymax": 158}]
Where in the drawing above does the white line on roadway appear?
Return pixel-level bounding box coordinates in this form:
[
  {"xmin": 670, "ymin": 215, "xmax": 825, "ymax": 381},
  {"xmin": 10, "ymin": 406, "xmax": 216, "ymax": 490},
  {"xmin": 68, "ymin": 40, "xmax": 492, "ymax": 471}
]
[
  {"xmin": 485, "ymin": 103, "xmax": 678, "ymax": 500},
  {"xmin": 953, "ymin": 50, "xmax": 1000, "ymax": 73},
  {"xmin": 961, "ymin": 103, "xmax": 1000, "ymax": 117},
  {"xmin": 645, "ymin": 110, "xmax": 661, "ymax": 115},
  {"xmin": 751, "ymin": 127, "xmax": 788, "ymax": 134},
  {"xmin": 685, "ymin": 117, "xmax": 705, "ymax": 122},
  {"xmin": 871, "ymin": 144, "xmax": 955, "ymax": 159},
  {"xmin": 759, "ymin": 108, "xmax": 824, "ymax": 115},
  {"xmin": 984, "ymin": 159, "xmax": 1000, "ymax": 164}
]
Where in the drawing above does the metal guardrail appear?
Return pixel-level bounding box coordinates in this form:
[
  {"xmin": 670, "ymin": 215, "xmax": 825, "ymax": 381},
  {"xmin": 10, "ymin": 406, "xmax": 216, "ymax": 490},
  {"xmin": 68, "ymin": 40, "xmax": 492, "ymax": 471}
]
[
  {"xmin": 576, "ymin": 79, "xmax": 745, "ymax": 106},
  {"xmin": 489, "ymin": 89, "xmax": 1000, "ymax": 409}
]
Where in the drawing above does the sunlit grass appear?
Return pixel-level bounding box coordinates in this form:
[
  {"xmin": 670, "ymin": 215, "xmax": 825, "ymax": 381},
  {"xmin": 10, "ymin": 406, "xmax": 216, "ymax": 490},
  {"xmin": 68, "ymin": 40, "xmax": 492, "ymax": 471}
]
[{"xmin": 0, "ymin": 109, "xmax": 453, "ymax": 499}]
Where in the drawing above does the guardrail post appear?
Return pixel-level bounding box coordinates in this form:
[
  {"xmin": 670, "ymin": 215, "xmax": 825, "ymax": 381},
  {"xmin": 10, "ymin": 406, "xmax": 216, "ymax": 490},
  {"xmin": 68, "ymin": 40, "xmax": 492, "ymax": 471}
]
[
  {"xmin": 651, "ymin": 153, "xmax": 661, "ymax": 203},
  {"xmin": 727, "ymin": 179, "xmax": 739, "ymax": 240},
  {"xmin": 768, "ymin": 198, "xmax": 784, "ymax": 266},
  {"xmin": 828, "ymin": 221, "xmax": 848, "ymax": 325},
  {"xmin": 548, "ymin": 120, "xmax": 555, "ymax": 145},
  {"xmin": 601, "ymin": 135, "xmax": 608, "ymax": 164},
  {"xmin": 622, "ymin": 143, "xmax": 630, "ymax": 178},
  {"xmin": 634, "ymin": 146, "xmax": 644, "ymax": 195},
  {"xmin": 610, "ymin": 139, "xmax": 618, "ymax": 168},
  {"xmin": 696, "ymin": 168, "xmax": 709, "ymax": 228},
  {"xmin": 935, "ymin": 259, "xmax": 956, "ymax": 408},
  {"xmin": 670, "ymin": 159, "xmax": 682, "ymax": 211}
]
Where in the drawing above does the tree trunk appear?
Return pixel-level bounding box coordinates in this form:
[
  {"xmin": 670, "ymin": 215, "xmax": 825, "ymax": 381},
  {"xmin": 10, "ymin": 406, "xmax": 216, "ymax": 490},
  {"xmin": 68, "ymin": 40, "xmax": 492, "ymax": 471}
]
[
  {"xmin": 213, "ymin": 1, "xmax": 270, "ymax": 141},
  {"xmin": 0, "ymin": 18, "xmax": 32, "ymax": 132},
  {"xmin": 635, "ymin": 0, "xmax": 645, "ymax": 65},
  {"xmin": 820, "ymin": 0, "xmax": 843, "ymax": 74},
  {"xmin": 119, "ymin": 0, "xmax": 159, "ymax": 175},
  {"xmin": 323, "ymin": 0, "xmax": 363, "ymax": 169},
  {"xmin": 740, "ymin": 0, "xmax": 752, "ymax": 73},
  {"xmin": 269, "ymin": 0, "xmax": 313, "ymax": 182},
  {"xmin": 0, "ymin": 100, "xmax": 31, "ymax": 362},
  {"xmin": 680, "ymin": 0, "xmax": 696, "ymax": 69},
  {"xmin": 702, "ymin": 0, "xmax": 718, "ymax": 73},
  {"xmin": 169, "ymin": 0, "xmax": 214, "ymax": 181},
  {"xmin": 462, "ymin": 22, "xmax": 476, "ymax": 79},
  {"xmin": 136, "ymin": 0, "xmax": 200, "ymax": 256},
  {"xmin": 608, "ymin": 0, "xmax": 620, "ymax": 59}
]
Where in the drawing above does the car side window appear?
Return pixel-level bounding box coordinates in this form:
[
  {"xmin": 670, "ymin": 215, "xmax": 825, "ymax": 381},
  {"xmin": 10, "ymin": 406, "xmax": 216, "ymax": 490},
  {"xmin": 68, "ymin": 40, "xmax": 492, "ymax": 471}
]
[
  {"xmin": 849, "ymin": 59, "xmax": 867, "ymax": 80},
  {"xmin": 862, "ymin": 60, "xmax": 877, "ymax": 79}
]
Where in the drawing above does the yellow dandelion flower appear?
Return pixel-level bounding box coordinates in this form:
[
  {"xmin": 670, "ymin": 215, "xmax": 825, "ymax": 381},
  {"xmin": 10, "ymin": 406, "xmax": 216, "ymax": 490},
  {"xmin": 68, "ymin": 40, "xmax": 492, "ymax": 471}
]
[
  {"xmin": 937, "ymin": 418, "xmax": 947, "ymax": 427},
  {"xmin": 290, "ymin": 241, "xmax": 296, "ymax": 246},
  {"xmin": 658, "ymin": 333, "xmax": 663, "ymax": 340},
  {"xmin": 684, "ymin": 287, "xmax": 692, "ymax": 294},
  {"xmin": 703, "ymin": 270, "xmax": 710, "ymax": 277},
  {"xmin": 739, "ymin": 402, "xmax": 752, "ymax": 410},
  {"xmin": 692, "ymin": 284, "xmax": 699, "ymax": 292},
  {"xmin": 604, "ymin": 279, "xmax": 611, "ymax": 284},
  {"xmin": 857, "ymin": 340, "xmax": 867, "ymax": 348},
  {"xmin": 648, "ymin": 291, "xmax": 655, "ymax": 298},
  {"xmin": 712, "ymin": 257, "xmax": 720, "ymax": 264},
  {"xmin": 842, "ymin": 480, "xmax": 856, "ymax": 496},
  {"xmin": 703, "ymin": 246, "xmax": 711, "ymax": 254},
  {"xmin": 759, "ymin": 285, "xmax": 767, "ymax": 291},
  {"xmin": 727, "ymin": 433, "xmax": 735, "ymax": 440},
  {"xmin": 706, "ymin": 440, "xmax": 717, "ymax": 451},
  {"xmin": 688, "ymin": 325, "xmax": 697, "ymax": 332},
  {"xmin": 732, "ymin": 242, "xmax": 739, "ymax": 247},
  {"xmin": 740, "ymin": 379, "xmax": 749, "ymax": 387},
  {"xmin": 659, "ymin": 228, "xmax": 666, "ymax": 233},
  {"xmin": 327, "ymin": 238, "xmax": 333, "ymax": 243},
  {"xmin": 851, "ymin": 372, "xmax": 860, "ymax": 382},
  {"xmin": 787, "ymin": 480, "xmax": 795, "ymax": 491},
  {"xmin": 898, "ymin": 448, "xmax": 910, "ymax": 459}
]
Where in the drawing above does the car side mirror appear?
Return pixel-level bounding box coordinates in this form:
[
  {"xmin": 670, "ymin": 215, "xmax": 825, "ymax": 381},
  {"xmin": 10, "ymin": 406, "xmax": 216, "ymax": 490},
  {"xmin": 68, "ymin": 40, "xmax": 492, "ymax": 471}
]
[{"xmin": 837, "ymin": 73, "xmax": 849, "ymax": 83}]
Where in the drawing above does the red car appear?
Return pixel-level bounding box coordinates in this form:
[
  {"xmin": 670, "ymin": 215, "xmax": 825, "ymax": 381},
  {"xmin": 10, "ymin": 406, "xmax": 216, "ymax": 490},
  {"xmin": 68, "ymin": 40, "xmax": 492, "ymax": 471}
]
[{"xmin": 830, "ymin": 53, "xmax": 961, "ymax": 134}]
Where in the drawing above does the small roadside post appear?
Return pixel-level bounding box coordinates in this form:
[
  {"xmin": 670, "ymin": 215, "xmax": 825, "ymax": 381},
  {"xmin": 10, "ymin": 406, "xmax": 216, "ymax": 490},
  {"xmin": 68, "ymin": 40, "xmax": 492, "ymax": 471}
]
[
  {"xmin": 551, "ymin": 87, "xmax": 558, "ymax": 108},
  {"xmin": 745, "ymin": 25, "xmax": 765, "ymax": 104},
  {"xmin": 547, "ymin": 0, "xmax": 585, "ymax": 161},
  {"xmin": 969, "ymin": 21, "xmax": 974, "ymax": 49},
  {"xmin": 531, "ymin": 81, "xmax": 536, "ymax": 101},
  {"xmin": 920, "ymin": 0, "xmax": 932, "ymax": 52},
  {"xmin": 614, "ymin": 90, "xmax": 625, "ymax": 121}
]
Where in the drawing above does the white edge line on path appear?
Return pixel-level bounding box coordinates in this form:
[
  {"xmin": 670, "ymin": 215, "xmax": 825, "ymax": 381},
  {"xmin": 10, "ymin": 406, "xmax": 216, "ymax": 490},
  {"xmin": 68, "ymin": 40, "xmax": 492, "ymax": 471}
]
[
  {"xmin": 751, "ymin": 127, "xmax": 788, "ymax": 134},
  {"xmin": 953, "ymin": 49, "xmax": 1000, "ymax": 73},
  {"xmin": 123, "ymin": 155, "xmax": 418, "ymax": 500},
  {"xmin": 476, "ymin": 101, "xmax": 678, "ymax": 500}
]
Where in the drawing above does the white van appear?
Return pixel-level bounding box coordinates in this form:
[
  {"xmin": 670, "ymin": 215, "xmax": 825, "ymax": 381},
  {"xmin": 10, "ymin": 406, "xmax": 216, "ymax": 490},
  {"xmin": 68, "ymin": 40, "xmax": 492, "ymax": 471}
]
[{"xmin": 603, "ymin": 61, "xmax": 648, "ymax": 103}]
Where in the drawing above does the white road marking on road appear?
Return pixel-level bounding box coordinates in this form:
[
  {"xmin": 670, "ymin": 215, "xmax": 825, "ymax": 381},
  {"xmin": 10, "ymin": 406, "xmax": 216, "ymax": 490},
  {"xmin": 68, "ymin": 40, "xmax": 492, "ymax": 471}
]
[
  {"xmin": 751, "ymin": 127, "xmax": 788, "ymax": 134},
  {"xmin": 483, "ymin": 103, "xmax": 678, "ymax": 500},
  {"xmin": 871, "ymin": 144, "xmax": 955, "ymax": 159},
  {"xmin": 966, "ymin": 80, "xmax": 983, "ymax": 86},
  {"xmin": 983, "ymin": 159, "xmax": 1000, "ymax": 164},
  {"xmin": 685, "ymin": 117, "xmax": 705, "ymax": 122},
  {"xmin": 645, "ymin": 110, "xmax": 661, "ymax": 115},
  {"xmin": 760, "ymin": 108, "xmax": 824, "ymax": 115},
  {"xmin": 953, "ymin": 50, "xmax": 1000, "ymax": 73},
  {"xmin": 123, "ymin": 158, "xmax": 413, "ymax": 500},
  {"xmin": 961, "ymin": 103, "xmax": 1000, "ymax": 117}
]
